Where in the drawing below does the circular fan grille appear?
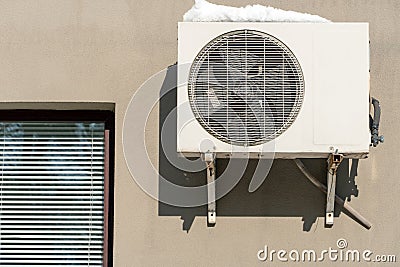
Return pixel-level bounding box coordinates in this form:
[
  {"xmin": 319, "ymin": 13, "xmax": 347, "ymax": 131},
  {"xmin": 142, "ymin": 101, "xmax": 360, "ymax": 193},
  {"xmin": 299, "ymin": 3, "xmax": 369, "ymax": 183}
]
[{"xmin": 188, "ymin": 30, "xmax": 305, "ymax": 146}]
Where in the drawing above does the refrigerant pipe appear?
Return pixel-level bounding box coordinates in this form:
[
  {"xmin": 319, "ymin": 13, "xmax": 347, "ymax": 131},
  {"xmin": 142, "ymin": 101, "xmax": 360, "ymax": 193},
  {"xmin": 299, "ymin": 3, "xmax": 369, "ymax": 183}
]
[{"xmin": 294, "ymin": 159, "xmax": 372, "ymax": 229}]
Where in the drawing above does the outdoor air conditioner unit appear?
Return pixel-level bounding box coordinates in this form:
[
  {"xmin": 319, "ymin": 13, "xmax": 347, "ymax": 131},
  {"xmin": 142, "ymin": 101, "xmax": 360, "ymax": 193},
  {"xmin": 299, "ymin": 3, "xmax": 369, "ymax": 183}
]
[{"xmin": 177, "ymin": 22, "xmax": 374, "ymax": 226}]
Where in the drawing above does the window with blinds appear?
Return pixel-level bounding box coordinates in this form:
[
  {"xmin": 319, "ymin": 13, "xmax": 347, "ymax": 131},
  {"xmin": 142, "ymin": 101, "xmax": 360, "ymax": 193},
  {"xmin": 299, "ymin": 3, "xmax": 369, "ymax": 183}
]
[{"xmin": 0, "ymin": 122, "xmax": 107, "ymax": 266}]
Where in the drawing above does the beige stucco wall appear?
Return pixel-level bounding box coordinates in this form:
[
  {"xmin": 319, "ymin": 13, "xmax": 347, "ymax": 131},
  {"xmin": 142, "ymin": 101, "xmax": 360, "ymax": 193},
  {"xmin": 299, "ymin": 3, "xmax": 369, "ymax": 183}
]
[{"xmin": 0, "ymin": 0, "xmax": 399, "ymax": 266}]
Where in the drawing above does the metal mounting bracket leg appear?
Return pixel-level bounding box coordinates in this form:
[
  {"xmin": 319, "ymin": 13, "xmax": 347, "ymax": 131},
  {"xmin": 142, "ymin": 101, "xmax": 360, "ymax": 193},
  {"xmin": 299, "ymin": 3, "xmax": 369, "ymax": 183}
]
[
  {"xmin": 203, "ymin": 152, "xmax": 216, "ymax": 225},
  {"xmin": 326, "ymin": 151, "xmax": 343, "ymax": 226}
]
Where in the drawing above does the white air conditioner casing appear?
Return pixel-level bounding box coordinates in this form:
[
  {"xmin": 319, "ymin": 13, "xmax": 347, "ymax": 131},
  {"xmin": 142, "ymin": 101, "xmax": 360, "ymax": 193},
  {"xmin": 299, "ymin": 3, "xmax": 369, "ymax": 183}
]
[{"xmin": 177, "ymin": 22, "xmax": 370, "ymax": 159}]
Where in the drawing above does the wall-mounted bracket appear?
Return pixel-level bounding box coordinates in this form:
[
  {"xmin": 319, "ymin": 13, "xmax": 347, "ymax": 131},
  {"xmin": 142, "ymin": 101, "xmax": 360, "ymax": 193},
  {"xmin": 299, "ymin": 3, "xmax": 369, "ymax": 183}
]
[
  {"xmin": 326, "ymin": 151, "xmax": 343, "ymax": 226},
  {"xmin": 202, "ymin": 152, "xmax": 216, "ymax": 225}
]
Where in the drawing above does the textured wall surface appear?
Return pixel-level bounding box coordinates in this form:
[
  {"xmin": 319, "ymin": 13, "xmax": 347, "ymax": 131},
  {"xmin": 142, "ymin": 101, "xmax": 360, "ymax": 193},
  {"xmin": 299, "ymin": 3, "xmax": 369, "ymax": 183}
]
[{"xmin": 0, "ymin": 0, "xmax": 399, "ymax": 266}]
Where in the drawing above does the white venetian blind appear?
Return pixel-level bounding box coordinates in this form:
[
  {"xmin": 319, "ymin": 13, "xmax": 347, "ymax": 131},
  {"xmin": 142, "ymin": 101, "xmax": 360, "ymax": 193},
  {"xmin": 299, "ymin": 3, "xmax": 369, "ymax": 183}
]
[{"xmin": 0, "ymin": 122, "xmax": 105, "ymax": 266}]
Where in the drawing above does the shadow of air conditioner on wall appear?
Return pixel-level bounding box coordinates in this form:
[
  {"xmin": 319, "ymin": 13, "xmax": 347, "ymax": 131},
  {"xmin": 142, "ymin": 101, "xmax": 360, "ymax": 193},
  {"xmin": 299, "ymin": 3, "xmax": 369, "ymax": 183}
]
[{"xmin": 157, "ymin": 65, "xmax": 375, "ymax": 232}]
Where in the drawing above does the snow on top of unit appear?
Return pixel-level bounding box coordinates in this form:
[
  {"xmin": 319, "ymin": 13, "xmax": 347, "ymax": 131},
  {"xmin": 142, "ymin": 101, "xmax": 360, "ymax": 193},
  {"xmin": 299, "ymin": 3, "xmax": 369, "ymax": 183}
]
[{"xmin": 183, "ymin": 0, "xmax": 330, "ymax": 23}]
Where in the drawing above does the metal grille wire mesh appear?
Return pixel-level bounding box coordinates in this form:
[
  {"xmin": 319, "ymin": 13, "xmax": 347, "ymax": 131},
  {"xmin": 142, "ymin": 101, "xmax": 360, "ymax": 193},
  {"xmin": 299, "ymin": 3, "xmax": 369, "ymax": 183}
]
[{"xmin": 188, "ymin": 30, "xmax": 305, "ymax": 146}]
